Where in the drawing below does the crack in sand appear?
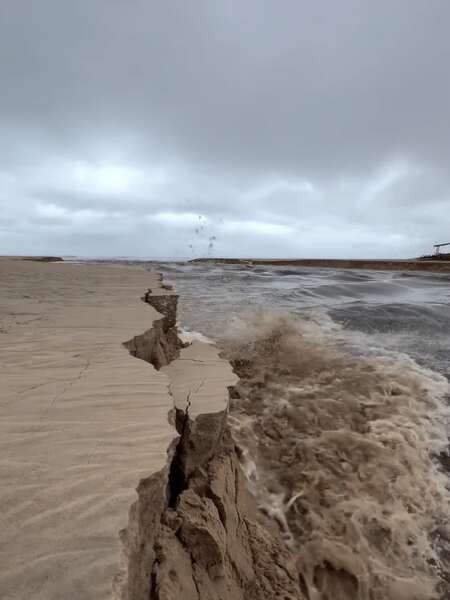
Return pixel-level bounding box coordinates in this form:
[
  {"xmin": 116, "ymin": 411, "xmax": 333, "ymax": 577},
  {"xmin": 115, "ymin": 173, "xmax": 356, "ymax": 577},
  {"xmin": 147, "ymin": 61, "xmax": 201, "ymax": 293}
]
[{"xmin": 114, "ymin": 287, "xmax": 306, "ymax": 600}]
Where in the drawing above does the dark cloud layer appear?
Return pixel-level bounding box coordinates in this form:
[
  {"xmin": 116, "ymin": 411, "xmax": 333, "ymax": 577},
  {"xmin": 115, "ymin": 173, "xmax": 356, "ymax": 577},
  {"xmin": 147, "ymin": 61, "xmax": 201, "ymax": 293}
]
[{"xmin": 1, "ymin": 1, "xmax": 449, "ymax": 257}]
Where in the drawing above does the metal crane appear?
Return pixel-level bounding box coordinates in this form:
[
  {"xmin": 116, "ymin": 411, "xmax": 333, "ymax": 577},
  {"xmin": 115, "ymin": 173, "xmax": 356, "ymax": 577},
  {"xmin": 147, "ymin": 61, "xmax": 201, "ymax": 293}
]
[{"xmin": 433, "ymin": 242, "xmax": 450, "ymax": 255}]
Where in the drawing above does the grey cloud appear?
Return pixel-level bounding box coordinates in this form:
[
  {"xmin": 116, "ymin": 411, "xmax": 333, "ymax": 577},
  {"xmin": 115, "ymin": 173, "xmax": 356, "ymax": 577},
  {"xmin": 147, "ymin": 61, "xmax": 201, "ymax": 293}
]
[{"xmin": 1, "ymin": 0, "xmax": 450, "ymax": 257}]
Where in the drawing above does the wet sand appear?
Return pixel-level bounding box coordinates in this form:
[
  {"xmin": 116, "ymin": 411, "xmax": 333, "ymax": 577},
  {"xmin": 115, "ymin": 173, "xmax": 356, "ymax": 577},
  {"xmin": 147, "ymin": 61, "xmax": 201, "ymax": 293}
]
[{"xmin": 0, "ymin": 258, "xmax": 235, "ymax": 599}]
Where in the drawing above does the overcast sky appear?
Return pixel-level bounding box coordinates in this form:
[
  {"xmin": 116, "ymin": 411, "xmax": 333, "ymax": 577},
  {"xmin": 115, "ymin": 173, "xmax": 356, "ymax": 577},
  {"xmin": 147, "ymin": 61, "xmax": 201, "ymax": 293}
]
[{"xmin": 1, "ymin": 1, "xmax": 450, "ymax": 258}]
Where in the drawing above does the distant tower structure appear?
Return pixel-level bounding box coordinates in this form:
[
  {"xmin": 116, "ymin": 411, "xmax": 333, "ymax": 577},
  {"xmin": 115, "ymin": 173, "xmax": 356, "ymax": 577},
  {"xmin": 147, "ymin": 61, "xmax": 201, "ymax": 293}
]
[{"xmin": 433, "ymin": 242, "xmax": 450, "ymax": 255}]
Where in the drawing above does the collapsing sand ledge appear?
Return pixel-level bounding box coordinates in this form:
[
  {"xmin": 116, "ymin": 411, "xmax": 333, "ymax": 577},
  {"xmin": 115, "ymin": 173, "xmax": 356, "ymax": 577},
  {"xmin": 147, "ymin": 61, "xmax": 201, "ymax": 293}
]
[
  {"xmin": 117, "ymin": 280, "xmax": 450, "ymax": 600},
  {"xmin": 115, "ymin": 289, "xmax": 306, "ymax": 600}
]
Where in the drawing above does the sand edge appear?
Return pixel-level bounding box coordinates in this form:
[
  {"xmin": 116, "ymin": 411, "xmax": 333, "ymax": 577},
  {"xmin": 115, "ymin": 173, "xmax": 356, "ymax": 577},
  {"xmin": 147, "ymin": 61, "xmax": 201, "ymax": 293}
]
[{"xmin": 114, "ymin": 282, "xmax": 306, "ymax": 600}]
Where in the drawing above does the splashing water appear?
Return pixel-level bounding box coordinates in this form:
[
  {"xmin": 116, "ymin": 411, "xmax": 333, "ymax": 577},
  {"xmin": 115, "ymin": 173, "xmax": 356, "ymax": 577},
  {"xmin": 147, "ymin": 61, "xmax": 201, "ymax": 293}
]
[
  {"xmin": 155, "ymin": 262, "xmax": 450, "ymax": 598},
  {"xmin": 223, "ymin": 310, "xmax": 450, "ymax": 600}
]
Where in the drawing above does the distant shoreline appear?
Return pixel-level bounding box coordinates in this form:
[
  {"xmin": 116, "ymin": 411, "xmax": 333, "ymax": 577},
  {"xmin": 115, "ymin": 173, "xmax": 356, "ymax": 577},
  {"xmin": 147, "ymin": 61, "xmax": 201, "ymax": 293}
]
[
  {"xmin": 191, "ymin": 257, "xmax": 450, "ymax": 272},
  {"xmin": 0, "ymin": 255, "xmax": 64, "ymax": 262},
  {"xmin": 4, "ymin": 255, "xmax": 450, "ymax": 273}
]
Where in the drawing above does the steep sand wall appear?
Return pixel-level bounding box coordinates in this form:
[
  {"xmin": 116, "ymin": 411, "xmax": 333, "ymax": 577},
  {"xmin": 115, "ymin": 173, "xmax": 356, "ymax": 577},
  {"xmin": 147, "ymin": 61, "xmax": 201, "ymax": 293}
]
[
  {"xmin": 115, "ymin": 293, "xmax": 306, "ymax": 600},
  {"xmin": 123, "ymin": 287, "xmax": 181, "ymax": 369}
]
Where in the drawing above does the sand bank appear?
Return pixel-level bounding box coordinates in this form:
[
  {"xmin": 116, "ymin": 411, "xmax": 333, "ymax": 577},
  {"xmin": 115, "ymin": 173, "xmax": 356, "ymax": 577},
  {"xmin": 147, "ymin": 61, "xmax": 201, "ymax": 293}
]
[
  {"xmin": 191, "ymin": 257, "xmax": 450, "ymax": 272},
  {"xmin": 0, "ymin": 259, "xmax": 248, "ymax": 599},
  {"xmin": 0, "ymin": 259, "xmax": 174, "ymax": 599},
  {"xmin": 3, "ymin": 259, "xmax": 445, "ymax": 600}
]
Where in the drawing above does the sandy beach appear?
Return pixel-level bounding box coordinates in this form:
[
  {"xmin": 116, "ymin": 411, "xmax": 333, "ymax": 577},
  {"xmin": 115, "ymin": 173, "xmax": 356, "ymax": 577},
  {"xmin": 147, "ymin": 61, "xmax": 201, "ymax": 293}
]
[
  {"xmin": 0, "ymin": 258, "xmax": 236, "ymax": 599},
  {"xmin": 1, "ymin": 258, "xmax": 448, "ymax": 600}
]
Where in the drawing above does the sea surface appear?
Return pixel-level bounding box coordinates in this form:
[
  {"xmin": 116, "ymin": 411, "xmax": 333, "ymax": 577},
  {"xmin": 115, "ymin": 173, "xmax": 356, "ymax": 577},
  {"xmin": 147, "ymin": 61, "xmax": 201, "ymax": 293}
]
[
  {"xmin": 158, "ymin": 262, "xmax": 450, "ymax": 376},
  {"xmin": 157, "ymin": 262, "xmax": 450, "ymax": 600}
]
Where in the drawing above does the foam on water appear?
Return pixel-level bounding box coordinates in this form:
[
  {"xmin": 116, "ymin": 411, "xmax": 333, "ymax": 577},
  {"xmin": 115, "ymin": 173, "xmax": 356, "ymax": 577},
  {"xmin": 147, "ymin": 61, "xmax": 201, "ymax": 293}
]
[
  {"xmin": 223, "ymin": 310, "xmax": 450, "ymax": 599},
  {"xmin": 178, "ymin": 328, "xmax": 214, "ymax": 345}
]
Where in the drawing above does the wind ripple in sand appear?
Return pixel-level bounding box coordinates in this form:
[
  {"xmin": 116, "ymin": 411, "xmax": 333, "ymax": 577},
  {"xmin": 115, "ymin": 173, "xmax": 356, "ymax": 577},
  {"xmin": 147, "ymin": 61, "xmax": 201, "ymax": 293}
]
[{"xmin": 223, "ymin": 311, "xmax": 450, "ymax": 600}]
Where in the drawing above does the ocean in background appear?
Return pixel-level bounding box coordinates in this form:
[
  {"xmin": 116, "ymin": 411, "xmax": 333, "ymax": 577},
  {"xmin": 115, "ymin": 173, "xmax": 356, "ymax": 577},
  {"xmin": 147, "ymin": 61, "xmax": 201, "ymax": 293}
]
[{"xmin": 158, "ymin": 262, "xmax": 450, "ymax": 377}]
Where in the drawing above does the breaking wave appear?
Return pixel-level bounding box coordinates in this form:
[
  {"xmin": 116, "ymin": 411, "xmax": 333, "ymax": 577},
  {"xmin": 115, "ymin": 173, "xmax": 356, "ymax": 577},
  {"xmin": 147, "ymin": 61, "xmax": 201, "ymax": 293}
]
[{"xmin": 222, "ymin": 310, "xmax": 450, "ymax": 600}]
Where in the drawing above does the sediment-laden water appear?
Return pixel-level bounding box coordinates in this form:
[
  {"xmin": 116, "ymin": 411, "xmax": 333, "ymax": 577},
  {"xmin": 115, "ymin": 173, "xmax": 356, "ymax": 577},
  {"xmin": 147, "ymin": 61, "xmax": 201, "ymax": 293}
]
[{"xmin": 158, "ymin": 263, "xmax": 450, "ymax": 599}]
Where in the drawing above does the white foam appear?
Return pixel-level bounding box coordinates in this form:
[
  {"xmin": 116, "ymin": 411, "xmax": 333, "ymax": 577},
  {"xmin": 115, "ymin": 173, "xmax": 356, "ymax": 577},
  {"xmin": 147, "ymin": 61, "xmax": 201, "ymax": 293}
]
[
  {"xmin": 179, "ymin": 328, "xmax": 214, "ymax": 345},
  {"xmin": 224, "ymin": 308, "xmax": 450, "ymax": 600}
]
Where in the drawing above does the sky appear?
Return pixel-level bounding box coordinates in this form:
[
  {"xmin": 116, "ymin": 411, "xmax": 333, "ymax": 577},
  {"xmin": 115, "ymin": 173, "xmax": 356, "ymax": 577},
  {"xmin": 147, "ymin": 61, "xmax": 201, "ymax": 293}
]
[{"xmin": 1, "ymin": 0, "xmax": 450, "ymax": 259}]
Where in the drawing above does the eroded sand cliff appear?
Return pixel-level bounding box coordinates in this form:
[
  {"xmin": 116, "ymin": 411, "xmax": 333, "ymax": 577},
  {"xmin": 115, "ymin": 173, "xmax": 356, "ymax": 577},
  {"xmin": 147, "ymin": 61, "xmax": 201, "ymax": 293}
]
[
  {"xmin": 5, "ymin": 259, "xmax": 444, "ymax": 600},
  {"xmin": 116, "ymin": 279, "xmax": 305, "ymax": 600},
  {"xmin": 0, "ymin": 259, "xmax": 304, "ymax": 600}
]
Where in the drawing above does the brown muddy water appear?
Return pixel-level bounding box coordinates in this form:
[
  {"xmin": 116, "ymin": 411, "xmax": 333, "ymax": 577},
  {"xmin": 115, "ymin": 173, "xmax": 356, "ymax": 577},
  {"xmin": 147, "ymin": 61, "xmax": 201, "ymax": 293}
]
[{"xmin": 158, "ymin": 262, "xmax": 450, "ymax": 600}]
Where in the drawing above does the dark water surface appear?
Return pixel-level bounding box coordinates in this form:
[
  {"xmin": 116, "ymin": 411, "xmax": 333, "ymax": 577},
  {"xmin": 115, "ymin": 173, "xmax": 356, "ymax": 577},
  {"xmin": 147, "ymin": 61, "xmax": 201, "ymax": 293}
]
[{"xmin": 158, "ymin": 263, "xmax": 450, "ymax": 377}]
